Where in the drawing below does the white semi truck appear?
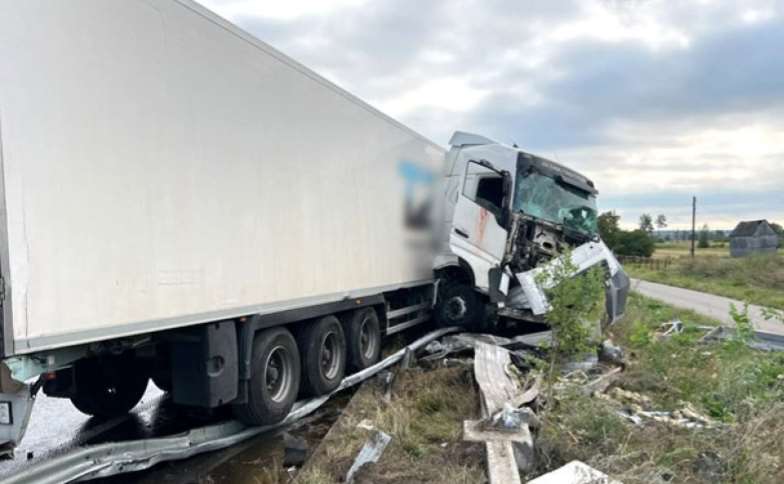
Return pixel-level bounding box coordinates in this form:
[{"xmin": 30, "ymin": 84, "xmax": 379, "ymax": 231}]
[{"xmin": 0, "ymin": 0, "xmax": 628, "ymax": 449}]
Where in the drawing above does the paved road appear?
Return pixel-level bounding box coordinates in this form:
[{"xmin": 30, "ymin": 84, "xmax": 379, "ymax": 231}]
[{"xmin": 631, "ymin": 279, "xmax": 784, "ymax": 336}]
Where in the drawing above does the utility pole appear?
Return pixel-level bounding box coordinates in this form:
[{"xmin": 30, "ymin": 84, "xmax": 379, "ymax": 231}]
[{"xmin": 690, "ymin": 196, "xmax": 696, "ymax": 258}]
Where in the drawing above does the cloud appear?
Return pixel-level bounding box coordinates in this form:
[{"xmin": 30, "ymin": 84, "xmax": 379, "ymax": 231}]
[{"xmin": 196, "ymin": 0, "xmax": 784, "ymax": 228}]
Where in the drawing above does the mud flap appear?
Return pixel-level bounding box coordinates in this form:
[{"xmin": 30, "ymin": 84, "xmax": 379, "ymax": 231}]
[
  {"xmin": 0, "ymin": 364, "xmax": 34, "ymax": 451},
  {"xmin": 513, "ymin": 240, "xmax": 630, "ymax": 322}
]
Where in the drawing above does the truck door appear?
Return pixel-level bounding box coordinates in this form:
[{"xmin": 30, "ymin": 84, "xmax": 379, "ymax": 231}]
[{"xmin": 450, "ymin": 160, "xmax": 508, "ymax": 290}]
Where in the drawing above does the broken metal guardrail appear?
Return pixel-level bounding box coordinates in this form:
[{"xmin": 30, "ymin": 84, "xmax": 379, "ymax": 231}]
[{"xmin": 0, "ymin": 327, "xmax": 460, "ymax": 484}]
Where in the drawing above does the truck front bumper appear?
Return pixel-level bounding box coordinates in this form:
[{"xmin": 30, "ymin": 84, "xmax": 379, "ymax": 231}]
[{"xmin": 512, "ymin": 239, "xmax": 631, "ymax": 324}]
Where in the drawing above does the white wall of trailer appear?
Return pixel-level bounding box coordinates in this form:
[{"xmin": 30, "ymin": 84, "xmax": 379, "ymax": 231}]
[{"xmin": 0, "ymin": 0, "xmax": 445, "ymax": 354}]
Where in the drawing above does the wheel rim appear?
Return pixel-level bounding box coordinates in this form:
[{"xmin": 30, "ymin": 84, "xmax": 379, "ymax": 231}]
[
  {"xmin": 320, "ymin": 331, "xmax": 342, "ymax": 380},
  {"xmin": 359, "ymin": 316, "xmax": 377, "ymax": 360},
  {"xmin": 444, "ymin": 296, "xmax": 467, "ymax": 321},
  {"xmin": 265, "ymin": 345, "xmax": 293, "ymax": 403}
]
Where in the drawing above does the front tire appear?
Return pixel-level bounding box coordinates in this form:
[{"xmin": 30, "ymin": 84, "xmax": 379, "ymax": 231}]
[
  {"xmin": 70, "ymin": 355, "xmax": 149, "ymax": 418},
  {"xmin": 434, "ymin": 282, "xmax": 483, "ymax": 330},
  {"xmin": 233, "ymin": 327, "xmax": 301, "ymax": 426}
]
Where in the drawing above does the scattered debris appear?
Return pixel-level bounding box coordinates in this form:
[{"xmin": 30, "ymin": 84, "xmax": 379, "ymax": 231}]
[
  {"xmin": 400, "ymin": 347, "xmax": 416, "ymax": 369},
  {"xmin": 656, "ymin": 320, "xmax": 684, "ymax": 338},
  {"xmin": 695, "ymin": 324, "xmax": 784, "ymax": 352},
  {"xmin": 344, "ymin": 430, "xmax": 392, "ymax": 483},
  {"xmin": 582, "ymin": 366, "xmax": 623, "ymax": 396},
  {"xmin": 511, "ymin": 374, "xmax": 542, "ymax": 408},
  {"xmin": 527, "ymin": 460, "xmax": 622, "ymax": 484},
  {"xmin": 282, "ymin": 433, "xmax": 309, "ymax": 467},
  {"xmin": 378, "ymin": 370, "xmax": 395, "ymax": 402},
  {"xmin": 563, "ymin": 354, "xmax": 599, "ymax": 374},
  {"xmin": 608, "ymin": 387, "xmax": 652, "ymax": 408},
  {"xmin": 698, "ymin": 325, "xmax": 723, "ymax": 343},
  {"xmin": 598, "ymin": 339, "xmax": 625, "ymax": 368},
  {"xmin": 422, "ymin": 331, "xmax": 552, "ymax": 362},
  {"xmin": 3, "ymin": 327, "xmax": 460, "ymax": 484},
  {"xmin": 693, "ymin": 450, "xmax": 724, "ymax": 482},
  {"xmin": 603, "ymin": 389, "xmax": 719, "ymax": 429},
  {"xmin": 356, "ymin": 419, "xmax": 375, "ymax": 432}
]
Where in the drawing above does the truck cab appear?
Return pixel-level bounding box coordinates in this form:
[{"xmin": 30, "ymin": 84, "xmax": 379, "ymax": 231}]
[{"xmin": 433, "ymin": 131, "xmax": 630, "ymax": 328}]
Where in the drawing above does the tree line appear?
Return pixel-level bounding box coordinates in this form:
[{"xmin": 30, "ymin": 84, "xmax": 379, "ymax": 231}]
[{"xmin": 600, "ymin": 211, "xmax": 784, "ymax": 256}]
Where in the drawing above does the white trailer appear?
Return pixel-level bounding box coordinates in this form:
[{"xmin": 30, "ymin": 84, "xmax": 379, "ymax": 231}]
[{"xmin": 0, "ymin": 0, "xmax": 444, "ymax": 447}]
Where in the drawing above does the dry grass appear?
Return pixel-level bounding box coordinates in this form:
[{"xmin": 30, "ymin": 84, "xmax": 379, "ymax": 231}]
[
  {"xmin": 532, "ymin": 293, "xmax": 784, "ymax": 483},
  {"xmin": 653, "ymin": 241, "xmax": 730, "ymax": 258},
  {"xmin": 295, "ymin": 366, "xmax": 486, "ymax": 484}
]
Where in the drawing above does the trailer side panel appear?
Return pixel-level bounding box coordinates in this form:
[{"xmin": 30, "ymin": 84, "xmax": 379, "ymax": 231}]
[{"xmin": 0, "ymin": 0, "xmax": 443, "ymax": 354}]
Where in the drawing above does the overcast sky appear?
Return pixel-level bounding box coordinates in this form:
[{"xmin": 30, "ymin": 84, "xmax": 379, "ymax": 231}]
[{"xmin": 199, "ymin": 0, "xmax": 783, "ymax": 230}]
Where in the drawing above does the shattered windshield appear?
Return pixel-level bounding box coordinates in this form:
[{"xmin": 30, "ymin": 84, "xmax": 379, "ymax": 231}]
[{"xmin": 513, "ymin": 172, "xmax": 598, "ymax": 236}]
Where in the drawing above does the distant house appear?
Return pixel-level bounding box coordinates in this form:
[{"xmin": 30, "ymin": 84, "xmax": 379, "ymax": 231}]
[{"xmin": 729, "ymin": 220, "xmax": 779, "ymax": 257}]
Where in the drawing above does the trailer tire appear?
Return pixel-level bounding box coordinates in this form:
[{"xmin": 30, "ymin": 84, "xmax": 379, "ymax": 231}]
[
  {"xmin": 233, "ymin": 327, "xmax": 301, "ymax": 426},
  {"xmin": 70, "ymin": 356, "xmax": 149, "ymax": 418},
  {"xmin": 298, "ymin": 315, "xmax": 346, "ymax": 397},
  {"xmin": 344, "ymin": 308, "xmax": 381, "ymax": 371},
  {"xmin": 434, "ymin": 282, "xmax": 482, "ymax": 330}
]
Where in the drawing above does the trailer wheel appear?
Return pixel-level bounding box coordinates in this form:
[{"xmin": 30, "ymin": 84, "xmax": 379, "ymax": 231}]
[
  {"xmin": 233, "ymin": 327, "xmax": 301, "ymax": 426},
  {"xmin": 70, "ymin": 356, "xmax": 149, "ymax": 418},
  {"xmin": 298, "ymin": 315, "xmax": 346, "ymax": 396},
  {"xmin": 434, "ymin": 282, "xmax": 482, "ymax": 330},
  {"xmin": 344, "ymin": 308, "xmax": 381, "ymax": 371}
]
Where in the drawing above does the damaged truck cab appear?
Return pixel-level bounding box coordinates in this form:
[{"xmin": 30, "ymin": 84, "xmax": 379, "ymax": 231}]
[{"xmin": 433, "ymin": 131, "xmax": 630, "ymax": 328}]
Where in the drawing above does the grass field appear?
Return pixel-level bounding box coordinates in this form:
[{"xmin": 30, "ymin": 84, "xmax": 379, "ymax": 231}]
[
  {"xmin": 651, "ymin": 241, "xmax": 729, "ymax": 258},
  {"xmin": 627, "ymin": 248, "xmax": 784, "ymax": 310},
  {"xmin": 538, "ymin": 294, "xmax": 784, "ymax": 483}
]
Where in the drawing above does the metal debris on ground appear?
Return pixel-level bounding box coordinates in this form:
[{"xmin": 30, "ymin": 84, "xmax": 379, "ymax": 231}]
[
  {"xmin": 694, "ymin": 324, "xmax": 784, "ymax": 352},
  {"xmin": 378, "ymin": 370, "xmax": 395, "ymax": 403},
  {"xmin": 526, "ymin": 460, "xmax": 622, "ymax": 484},
  {"xmin": 598, "ymin": 388, "xmax": 718, "ymax": 429},
  {"xmin": 344, "ymin": 430, "xmax": 392, "ymax": 484},
  {"xmin": 562, "ymin": 354, "xmax": 599, "ymax": 374},
  {"xmin": 511, "ymin": 374, "xmax": 542, "ymax": 408},
  {"xmin": 422, "ymin": 331, "xmax": 552, "ymax": 362},
  {"xmin": 556, "ymin": 360, "xmax": 625, "ymax": 397},
  {"xmin": 356, "ymin": 419, "xmax": 375, "ymax": 432},
  {"xmin": 282, "ymin": 433, "xmax": 309, "ymax": 467},
  {"xmin": 2, "ymin": 327, "xmax": 460, "ymax": 484},
  {"xmin": 400, "ymin": 347, "xmax": 416, "ymax": 369},
  {"xmin": 597, "ymin": 339, "xmax": 625, "ymax": 367},
  {"xmin": 656, "ymin": 320, "xmax": 684, "ymax": 338}
]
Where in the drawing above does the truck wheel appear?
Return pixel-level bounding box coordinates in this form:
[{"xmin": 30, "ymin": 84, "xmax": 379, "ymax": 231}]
[
  {"xmin": 70, "ymin": 356, "xmax": 149, "ymax": 418},
  {"xmin": 344, "ymin": 308, "xmax": 381, "ymax": 371},
  {"xmin": 298, "ymin": 315, "xmax": 346, "ymax": 396},
  {"xmin": 233, "ymin": 327, "xmax": 301, "ymax": 426},
  {"xmin": 434, "ymin": 282, "xmax": 482, "ymax": 330}
]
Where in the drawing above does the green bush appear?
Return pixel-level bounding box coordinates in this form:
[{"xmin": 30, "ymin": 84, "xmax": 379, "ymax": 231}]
[{"xmin": 613, "ymin": 230, "xmax": 655, "ymax": 257}]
